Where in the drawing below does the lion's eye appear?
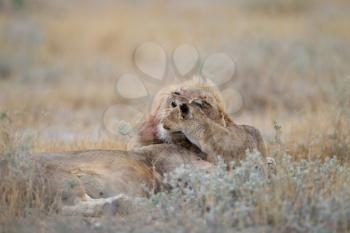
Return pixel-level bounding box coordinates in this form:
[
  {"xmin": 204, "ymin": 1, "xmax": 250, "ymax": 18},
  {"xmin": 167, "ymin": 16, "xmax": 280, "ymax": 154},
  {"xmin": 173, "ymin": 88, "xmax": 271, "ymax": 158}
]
[
  {"xmin": 192, "ymin": 101, "xmax": 203, "ymax": 108},
  {"xmin": 202, "ymin": 100, "xmax": 211, "ymax": 107},
  {"xmin": 193, "ymin": 100, "xmax": 211, "ymax": 109},
  {"xmin": 171, "ymin": 101, "xmax": 177, "ymax": 108},
  {"xmin": 173, "ymin": 91, "xmax": 180, "ymax": 95}
]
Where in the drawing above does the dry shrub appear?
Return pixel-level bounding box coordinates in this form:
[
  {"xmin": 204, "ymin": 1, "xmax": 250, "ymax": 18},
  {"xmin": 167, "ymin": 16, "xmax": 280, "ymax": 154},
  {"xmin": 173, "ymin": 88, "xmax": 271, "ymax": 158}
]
[{"xmin": 1, "ymin": 152, "xmax": 350, "ymax": 233}]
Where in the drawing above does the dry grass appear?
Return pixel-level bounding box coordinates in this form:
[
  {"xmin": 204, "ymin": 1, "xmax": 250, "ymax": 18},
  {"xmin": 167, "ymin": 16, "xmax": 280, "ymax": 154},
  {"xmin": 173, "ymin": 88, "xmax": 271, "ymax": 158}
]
[{"xmin": 0, "ymin": 0, "xmax": 350, "ymax": 232}]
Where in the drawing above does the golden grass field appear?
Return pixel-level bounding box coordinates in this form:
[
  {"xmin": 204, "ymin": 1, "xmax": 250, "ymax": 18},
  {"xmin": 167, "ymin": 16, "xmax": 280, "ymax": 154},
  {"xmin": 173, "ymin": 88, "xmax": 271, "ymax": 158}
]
[{"xmin": 0, "ymin": 0, "xmax": 350, "ymax": 232}]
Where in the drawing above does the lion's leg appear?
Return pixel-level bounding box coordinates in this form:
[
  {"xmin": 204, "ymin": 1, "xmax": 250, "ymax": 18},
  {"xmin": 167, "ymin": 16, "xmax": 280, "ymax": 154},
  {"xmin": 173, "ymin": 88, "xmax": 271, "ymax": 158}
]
[
  {"xmin": 61, "ymin": 194, "xmax": 131, "ymax": 217},
  {"xmin": 165, "ymin": 104, "xmax": 270, "ymax": 163},
  {"xmin": 161, "ymin": 104, "xmax": 244, "ymax": 162}
]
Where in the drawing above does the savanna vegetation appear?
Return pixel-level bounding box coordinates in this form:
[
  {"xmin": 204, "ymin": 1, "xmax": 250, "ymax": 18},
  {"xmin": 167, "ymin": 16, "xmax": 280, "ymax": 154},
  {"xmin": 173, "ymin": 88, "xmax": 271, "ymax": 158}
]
[{"xmin": 0, "ymin": 0, "xmax": 350, "ymax": 232}]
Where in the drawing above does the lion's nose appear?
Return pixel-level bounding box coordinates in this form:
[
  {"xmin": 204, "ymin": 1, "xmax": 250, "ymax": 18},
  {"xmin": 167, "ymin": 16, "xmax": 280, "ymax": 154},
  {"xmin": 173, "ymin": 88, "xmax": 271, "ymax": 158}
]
[
  {"xmin": 180, "ymin": 103, "xmax": 189, "ymax": 114},
  {"xmin": 171, "ymin": 101, "xmax": 177, "ymax": 108}
]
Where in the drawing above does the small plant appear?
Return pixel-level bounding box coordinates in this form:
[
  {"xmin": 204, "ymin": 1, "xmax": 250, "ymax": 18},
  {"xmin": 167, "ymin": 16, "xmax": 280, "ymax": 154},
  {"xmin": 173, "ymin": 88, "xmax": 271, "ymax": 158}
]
[{"xmin": 273, "ymin": 120, "xmax": 283, "ymax": 145}]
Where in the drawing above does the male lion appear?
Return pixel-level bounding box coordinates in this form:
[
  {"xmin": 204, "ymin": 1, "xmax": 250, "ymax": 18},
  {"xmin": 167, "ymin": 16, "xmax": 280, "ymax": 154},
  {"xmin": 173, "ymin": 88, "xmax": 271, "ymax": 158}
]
[{"xmin": 6, "ymin": 79, "xmax": 271, "ymax": 217}]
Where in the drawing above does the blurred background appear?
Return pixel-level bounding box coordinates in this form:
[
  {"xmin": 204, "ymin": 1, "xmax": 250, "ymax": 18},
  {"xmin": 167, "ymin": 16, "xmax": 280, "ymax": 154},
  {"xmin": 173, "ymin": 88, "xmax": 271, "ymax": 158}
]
[{"xmin": 0, "ymin": 0, "xmax": 349, "ymax": 159}]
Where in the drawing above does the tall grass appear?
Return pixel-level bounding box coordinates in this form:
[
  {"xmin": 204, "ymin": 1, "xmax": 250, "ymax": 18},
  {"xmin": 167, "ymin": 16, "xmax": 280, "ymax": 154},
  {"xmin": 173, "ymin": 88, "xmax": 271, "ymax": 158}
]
[
  {"xmin": 0, "ymin": 115, "xmax": 59, "ymax": 226},
  {"xmin": 1, "ymin": 152, "xmax": 350, "ymax": 233}
]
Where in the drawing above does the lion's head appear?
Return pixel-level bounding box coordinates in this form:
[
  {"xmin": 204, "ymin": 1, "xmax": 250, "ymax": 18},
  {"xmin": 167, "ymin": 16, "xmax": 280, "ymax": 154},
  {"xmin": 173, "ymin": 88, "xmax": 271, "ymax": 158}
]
[{"xmin": 143, "ymin": 78, "xmax": 233, "ymax": 145}]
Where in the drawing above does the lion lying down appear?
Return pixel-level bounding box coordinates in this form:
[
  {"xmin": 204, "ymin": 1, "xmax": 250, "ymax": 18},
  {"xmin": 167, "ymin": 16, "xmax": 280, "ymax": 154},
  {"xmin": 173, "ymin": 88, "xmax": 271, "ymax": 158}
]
[{"xmin": 27, "ymin": 80, "xmax": 275, "ymax": 216}]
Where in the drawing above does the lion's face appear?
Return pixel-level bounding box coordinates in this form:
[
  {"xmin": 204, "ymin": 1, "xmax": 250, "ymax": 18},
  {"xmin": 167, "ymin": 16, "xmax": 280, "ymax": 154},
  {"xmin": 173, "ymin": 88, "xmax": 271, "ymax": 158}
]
[
  {"xmin": 152, "ymin": 84, "xmax": 228, "ymax": 143},
  {"xmin": 161, "ymin": 86, "xmax": 225, "ymax": 125}
]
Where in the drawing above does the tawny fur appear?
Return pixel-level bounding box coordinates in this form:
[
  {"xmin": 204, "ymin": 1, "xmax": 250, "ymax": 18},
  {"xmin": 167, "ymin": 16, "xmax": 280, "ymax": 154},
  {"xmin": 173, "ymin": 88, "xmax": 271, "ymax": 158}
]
[
  {"xmin": 23, "ymin": 144, "xmax": 212, "ymax": 216},
  {"xmin": 9, "ymin": 79, "xmax": 268, "ymax": 217},
  {"xmin": 128, "ymin": 80, "xmax": 267, "ymax": 164}
]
